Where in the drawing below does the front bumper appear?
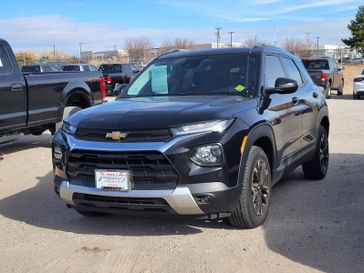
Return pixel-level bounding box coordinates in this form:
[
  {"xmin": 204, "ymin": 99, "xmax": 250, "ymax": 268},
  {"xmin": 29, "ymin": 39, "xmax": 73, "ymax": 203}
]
[
  {"xmin": 52, "ymin": 120, "xmax": 246, "ymax": 216},
  {"xmin": 353, "ymin": 82, "xmax": 364, "ymax": 95}
]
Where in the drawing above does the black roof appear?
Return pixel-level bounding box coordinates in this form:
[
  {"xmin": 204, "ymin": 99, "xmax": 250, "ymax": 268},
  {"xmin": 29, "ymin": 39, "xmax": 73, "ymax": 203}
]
[{"xmin": 157, "ymin": 45, "xmax": 289, "ymax": 59}]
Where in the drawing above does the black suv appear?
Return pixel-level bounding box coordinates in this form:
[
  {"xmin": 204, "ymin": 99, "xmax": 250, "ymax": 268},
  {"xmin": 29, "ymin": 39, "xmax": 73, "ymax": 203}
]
[{"xmin": 52, "ymin": 46, "xmax": 329, "ymax": 228}]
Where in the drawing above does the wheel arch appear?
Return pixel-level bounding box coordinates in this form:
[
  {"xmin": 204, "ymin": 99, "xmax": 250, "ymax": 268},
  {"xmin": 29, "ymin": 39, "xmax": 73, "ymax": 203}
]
[{"xmin": 239, "ymin": 123, "xmax": 278, "ymax": 182}]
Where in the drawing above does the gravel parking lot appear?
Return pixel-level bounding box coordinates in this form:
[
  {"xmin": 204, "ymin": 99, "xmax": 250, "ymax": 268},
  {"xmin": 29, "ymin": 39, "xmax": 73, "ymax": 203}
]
[{"xmin": 0, "ymin": 93, "xmax": 363, "ymax": 273}]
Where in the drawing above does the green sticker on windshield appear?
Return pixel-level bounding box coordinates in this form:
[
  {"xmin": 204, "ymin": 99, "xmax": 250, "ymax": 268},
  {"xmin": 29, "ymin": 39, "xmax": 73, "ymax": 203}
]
[{"xmin": 235, "ymin": 85, "xmax": 246, "ymax": 92}]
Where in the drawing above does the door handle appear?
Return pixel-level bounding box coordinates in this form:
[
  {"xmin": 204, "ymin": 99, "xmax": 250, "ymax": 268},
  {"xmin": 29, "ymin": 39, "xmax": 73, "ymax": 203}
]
[
  {"xmin": 11, "ymin": 83, "xmax": 23, "ymax": 92},
  {"xmin": 313, "ymin": 92, "xmax": 318, "ymax": 98},
  {"xmin": 292, "ymin": 97, "xmax": 299, "ymax": 105}
]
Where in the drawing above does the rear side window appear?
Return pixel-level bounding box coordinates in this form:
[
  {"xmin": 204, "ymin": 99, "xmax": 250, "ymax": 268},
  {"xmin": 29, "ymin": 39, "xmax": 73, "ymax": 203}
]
[
  {"xmin": 83, "ymin": 65, "xmax": 90, "ymax": 72},
  {"xmin": 90, "ymin": 65, "xmax": 98, "ymax": 72},
  {"xmin": 21, "ymin": 65, "xmax": 41, "ymax": 73},
  {"xmin": 282, "ymin": 57, "xmax": 303, "ymax": 85},
  {"xmin": 42, "ymin": 65, "xmax": 51, "ymax": 72},
  {"xmin": 0, "ymin": 46, "xmax": 12, "ymax": 75},
  {"xmin": 265, "ymin": 55, "xmax": 285, "ymax": 88}
]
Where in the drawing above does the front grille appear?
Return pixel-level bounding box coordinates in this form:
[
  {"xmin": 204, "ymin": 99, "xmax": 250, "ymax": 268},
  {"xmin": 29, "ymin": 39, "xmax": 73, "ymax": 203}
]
[
  {"xmin": 66, "ymin": 150, "xmax": 179, "ymax": 190},
  {"xmin": 75, "ymin": 128, "xmax": 173, "ymax": 142},
  {"xmin": 73, "ymin": 193, "xmax": 175, "ymax": 214}
]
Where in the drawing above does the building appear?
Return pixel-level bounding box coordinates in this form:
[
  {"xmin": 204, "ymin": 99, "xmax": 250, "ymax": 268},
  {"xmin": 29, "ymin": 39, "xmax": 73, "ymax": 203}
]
[{"xmin": 80, "ymin": 50, "xmax": 129, "ymax": 63}]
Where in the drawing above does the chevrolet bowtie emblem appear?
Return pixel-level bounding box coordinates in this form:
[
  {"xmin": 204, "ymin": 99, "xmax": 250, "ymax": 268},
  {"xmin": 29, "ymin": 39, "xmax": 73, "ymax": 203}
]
[{"xmin": 106, "ymin": 131, "xmax": 128, "ymax": 141}]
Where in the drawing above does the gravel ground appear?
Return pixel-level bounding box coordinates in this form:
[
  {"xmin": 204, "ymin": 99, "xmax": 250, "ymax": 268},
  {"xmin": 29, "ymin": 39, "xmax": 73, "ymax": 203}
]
[{"xmin": 0, "ymin": 95, "xmax": 363, "ymax": 273}]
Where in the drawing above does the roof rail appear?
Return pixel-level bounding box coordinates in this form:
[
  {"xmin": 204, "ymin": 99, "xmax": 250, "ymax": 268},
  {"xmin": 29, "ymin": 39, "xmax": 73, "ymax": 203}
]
[{"xmin": 159, "ymin": 48, "xmax": 190, "ymax": 57}]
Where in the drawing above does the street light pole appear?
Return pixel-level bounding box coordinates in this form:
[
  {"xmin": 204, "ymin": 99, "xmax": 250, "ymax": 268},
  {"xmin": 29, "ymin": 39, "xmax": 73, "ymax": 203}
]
[
  {"xmin": 229, "ymin": 31, "xmax": 234, "ymax": 47},
  {"xmin": 79, "ymin": 42, "xmax": 83, "ymax": 63},
  {"xmin": 216, "ymin": 27, "xmax": 222, "ymax": 48},
  {"xmin": 316, "ymin": 37, "xmax": 320, "ymax": 57}
]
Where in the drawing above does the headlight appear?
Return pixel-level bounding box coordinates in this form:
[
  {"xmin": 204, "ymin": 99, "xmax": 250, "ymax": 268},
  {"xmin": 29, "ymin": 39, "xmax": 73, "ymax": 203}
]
[
  {"xmin": 53, "ymin": 145, "xmax": 63, "ymax": 161},
  {"xmin": 61, "ymin": 122, "xmax": 77, "ymax": 135},
  {"xmin": 171, "ymin": 119, "xmax": 234, "ymax": 136},
  {"xmin": 191, "ymin": 144, "xmax": 223, "ymax": 166}
]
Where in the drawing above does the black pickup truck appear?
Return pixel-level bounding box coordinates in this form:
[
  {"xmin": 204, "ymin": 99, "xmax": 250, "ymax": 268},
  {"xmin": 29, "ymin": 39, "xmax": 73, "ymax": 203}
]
[
  {"xmin": 302, "ymin": 57, "xmax": 344, "ymax": 98},
  {"xmin": 0, "ymin": 39, "xmax": 106, "ymax": 137},
  {"xmin": 99, "ymin": 63, "xmax": 139, "ymax": 93}
]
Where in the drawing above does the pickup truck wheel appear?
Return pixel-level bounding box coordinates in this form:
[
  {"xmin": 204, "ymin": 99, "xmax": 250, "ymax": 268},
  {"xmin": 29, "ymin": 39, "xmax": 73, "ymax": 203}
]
[
  {"xmin": 337, "ymin": 81, "xmax": 344, "ymax": 96},
  {"xmin": 229, "ymin": 146, "xmax": 272, "ymax": 229},
  {"xmin": 75, "ymin": 209, "xmax": 108, "ymax": 217},
  {"xmin": 302, "ymin": 125, "xmax": 329, "ymax": 180},
  {"xmin": 326, "ymin": 83, "xmax": 331, "ymax": 99},
  {"xmin": 55, "ymin": 106, "xmax": 82, "ymax": 132}
]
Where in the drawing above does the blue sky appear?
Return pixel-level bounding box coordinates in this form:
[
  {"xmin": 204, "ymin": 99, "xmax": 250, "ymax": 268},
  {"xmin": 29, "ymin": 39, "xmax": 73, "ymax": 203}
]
[{"xmin": 0, "ymin": 0, "xmax": 362, "ymax": 54}]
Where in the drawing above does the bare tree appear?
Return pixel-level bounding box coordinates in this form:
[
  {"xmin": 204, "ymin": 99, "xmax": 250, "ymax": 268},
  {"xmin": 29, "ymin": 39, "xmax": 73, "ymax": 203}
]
[
  {"xmin": 283, "ymin": 38, "xmax": 315, "ymax": 57},
  {"xmin": 243, "ymin": 36, "xmax": 263, "ymax": 47},
  {"xmin": 160, "ymin": 37, "xmax": 195, "ymax": 53},
  {"xmin": 125, "ymin": 36, "xmax": 152, "ymax": 65}
]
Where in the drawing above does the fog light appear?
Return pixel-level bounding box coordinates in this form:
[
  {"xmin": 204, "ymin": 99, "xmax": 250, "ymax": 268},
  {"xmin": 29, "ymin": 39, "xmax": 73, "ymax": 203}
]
[
  {"xmin": 53, "ymin": 146, "xmax": 63, "ymax": 161},
  {"xmin": 191, "ymin": 144, "xmax": 223, "ymax": 165}
]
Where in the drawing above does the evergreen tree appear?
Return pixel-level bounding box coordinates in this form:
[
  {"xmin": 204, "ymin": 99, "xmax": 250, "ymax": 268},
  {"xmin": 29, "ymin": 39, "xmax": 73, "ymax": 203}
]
[{"xmin": 342, "ymin": 5, "xmax": 364, "ymax": 54}]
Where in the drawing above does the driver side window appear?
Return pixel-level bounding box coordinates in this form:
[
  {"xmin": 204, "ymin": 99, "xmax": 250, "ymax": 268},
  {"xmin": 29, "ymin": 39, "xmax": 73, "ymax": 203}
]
[{"xmin": 265, "ymin": 55, "xmax": 285, "ymax": 88}]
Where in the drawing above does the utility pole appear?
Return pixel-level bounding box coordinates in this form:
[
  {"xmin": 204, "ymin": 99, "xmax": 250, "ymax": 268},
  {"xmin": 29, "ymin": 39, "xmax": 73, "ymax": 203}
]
[
  {"xmin": 316, "ymin": 37, "xmax": 320, "ymax": 57},
  {"xmin": 228, "ymin": 31, "xmax": 234, "ymax": 47},
  {"xmin": 215, "ymin": 27, "xmax": 222, "ymax": 48},
  {"xmin": 305, "ymin": 32, "xmax": 311, "ymax": 48},
  {"xmin": 23, "ymin": 51, "xmax": 26, "ymax": 66},
  {"xmin": 53, "ymin": 45, "xmax": 56, "ymax": 61},
  {"xmin": 78, "ymin": 42, "xmax": 83, "ymax": 63}
]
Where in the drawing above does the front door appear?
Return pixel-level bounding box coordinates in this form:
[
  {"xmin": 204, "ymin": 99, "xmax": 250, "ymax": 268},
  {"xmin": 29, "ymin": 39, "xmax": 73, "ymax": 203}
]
[{"xmin": 0, "ymin": 44, "xmax": 26, "ymax": 132}]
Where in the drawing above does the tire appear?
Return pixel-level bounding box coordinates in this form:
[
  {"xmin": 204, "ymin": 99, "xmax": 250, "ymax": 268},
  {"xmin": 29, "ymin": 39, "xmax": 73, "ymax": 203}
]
[
  {"xmin": 55, "ymin": 106, "xmax": 82, "ymax": 132},
  {"xmin": 325, "ymin": 83, "xmax": 331, "ymax": 99},
  {"xmin": 229, "ymin": 146, "xmax": 272, "ymax": 229},
  {"xmin": 75, "ymin": 209, "xmax": 108, "ymax": 217},
  {"xmin": 337, "ymin": 80, "xmax": 344, "ymax": 96},
  {"xmin": 353, "ymin": 94, "xmax": 360, "ymax": 100},
  {"xmin": 302, "ymin": 125, "xmax": 329, "ymax": 180}
]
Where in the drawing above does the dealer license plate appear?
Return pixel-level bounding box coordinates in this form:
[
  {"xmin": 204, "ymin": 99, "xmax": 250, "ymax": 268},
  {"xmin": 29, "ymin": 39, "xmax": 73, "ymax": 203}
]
[{"xmin": 95, "ymin": 170, "xmax": 130, "ymax": 191}]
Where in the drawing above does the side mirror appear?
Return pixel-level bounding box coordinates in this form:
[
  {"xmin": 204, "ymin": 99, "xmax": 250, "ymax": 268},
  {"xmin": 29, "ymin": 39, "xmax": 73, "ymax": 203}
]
[{"xmin": 265, "ymin": 78, "xmax": 298, "ymax": 95}]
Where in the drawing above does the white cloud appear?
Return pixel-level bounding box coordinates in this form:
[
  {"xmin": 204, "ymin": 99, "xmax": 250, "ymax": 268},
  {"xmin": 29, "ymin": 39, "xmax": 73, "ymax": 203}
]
[{"xmin": 0, "ymin": 15, "xmax": 351, "ymax": 55}]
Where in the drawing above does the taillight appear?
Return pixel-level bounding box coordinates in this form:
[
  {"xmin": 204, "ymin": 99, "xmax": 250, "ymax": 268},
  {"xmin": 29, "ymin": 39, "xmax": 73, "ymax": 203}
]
[
  {"xmin": 99, "ymin": 77, "xmax": 106, "ymax": 99},
  {"xmin": 321, "ymin": 72, "xmax": 327, "ymax": 82},
  {"xmin": 107, "ymin": 75, "xmax": 112, "ymax": 84},
  {"xmin": 126, "ymin": 76, "xmax": 131, "ymax": 83},
  {"xmin": 354, "ymin": 77, "xmax": 364, "ymax": 82}
]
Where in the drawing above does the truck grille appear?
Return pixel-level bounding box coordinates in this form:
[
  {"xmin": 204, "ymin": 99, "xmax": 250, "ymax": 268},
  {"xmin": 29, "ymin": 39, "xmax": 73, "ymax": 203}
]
[
  {"xmin": 73, "ymin": 193, "xmax": 175, "ymax": 214},
  {"xmin": 75, "ymin": 128, "xmax": 173, "ymax": 142},
  {"xmin": 66, "ymin": 150, "xmax": 179, "ymax": 190}
]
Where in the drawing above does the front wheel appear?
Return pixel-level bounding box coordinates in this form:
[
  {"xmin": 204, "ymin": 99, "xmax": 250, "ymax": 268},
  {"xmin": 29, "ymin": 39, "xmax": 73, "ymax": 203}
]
[
  {"xmin": 302, "ymin": 125, "xmax": 329, "ymax": 180},
  {"xmin": 326, "ymin": 83, "xmax": 331, "ymax": 99},
  {"xmin": 229, "ymin": 146, "xmax": 272, "ymax": 229},
  {"xmin": 337, "ymin": 81, "xmax": 344, "ymax": 96}
]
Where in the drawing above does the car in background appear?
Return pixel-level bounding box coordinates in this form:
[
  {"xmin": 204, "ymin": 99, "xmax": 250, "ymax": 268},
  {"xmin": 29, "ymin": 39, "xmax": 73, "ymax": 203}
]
[
  {"xmin": 21, "ymin": 63, "xmax": 60, "ymax": 73},
  {"xmin": 353, "ymin": 67, "xmax": 364, "ymax": 100},
  {"xmin": 349, "ymin": 58, "xmax": 364, "ymax": 64},
  {"xmin": 61, "ymin": 64, "xmax": 99, "ymax": 72},
  {"xmin": 302, "ymin": 57, "xmax": 344, "ymax": 98},
  {"xmin": 99, "ymin": 63, "xmax": 139, "ymax": 93}
]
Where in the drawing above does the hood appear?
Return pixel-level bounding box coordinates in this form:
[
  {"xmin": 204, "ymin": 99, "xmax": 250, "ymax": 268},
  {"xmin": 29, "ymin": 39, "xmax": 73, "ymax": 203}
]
[{"xmin": 67, "ymin": 96, "xmax": 256, "ymax": 130}]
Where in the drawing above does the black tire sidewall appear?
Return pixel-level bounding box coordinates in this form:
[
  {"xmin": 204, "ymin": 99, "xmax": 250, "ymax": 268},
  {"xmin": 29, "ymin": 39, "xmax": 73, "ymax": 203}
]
[{"xmin": 241, "ymin": 146, "xmax": 272, "ymax": 227}]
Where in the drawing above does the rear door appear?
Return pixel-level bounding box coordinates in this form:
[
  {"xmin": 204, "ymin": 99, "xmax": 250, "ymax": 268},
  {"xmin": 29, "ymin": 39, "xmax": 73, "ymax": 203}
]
[
  {"xmin": 265, "ymin": 54, "xmax": 302, "ymax": 160},
  {"xmin": 0, "ymin": 44, "xmax": 26, "ymax": 131}
]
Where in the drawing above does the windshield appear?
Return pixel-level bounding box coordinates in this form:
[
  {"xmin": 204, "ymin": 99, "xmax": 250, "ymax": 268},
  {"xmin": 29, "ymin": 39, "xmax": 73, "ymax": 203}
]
[
  {"xmin": 302, "ymin": 60, "xmax": 330, "ymax": 70},
  {"xmin": 121, "ymin": 54, "xmax": 257, "ymax": 98}
]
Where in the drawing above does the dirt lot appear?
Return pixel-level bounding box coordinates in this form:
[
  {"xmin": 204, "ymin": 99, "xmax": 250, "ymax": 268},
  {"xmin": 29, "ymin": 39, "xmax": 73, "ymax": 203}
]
[{"xmin": 0, "ymin": 83, "xmax": 363, "ymax": 272}]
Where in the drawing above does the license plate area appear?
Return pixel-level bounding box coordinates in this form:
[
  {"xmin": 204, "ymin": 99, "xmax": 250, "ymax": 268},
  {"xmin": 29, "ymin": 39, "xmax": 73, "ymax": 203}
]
[{"xmin": 95, "ymin": 169, "xmax": 131, "ymax": 191}]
